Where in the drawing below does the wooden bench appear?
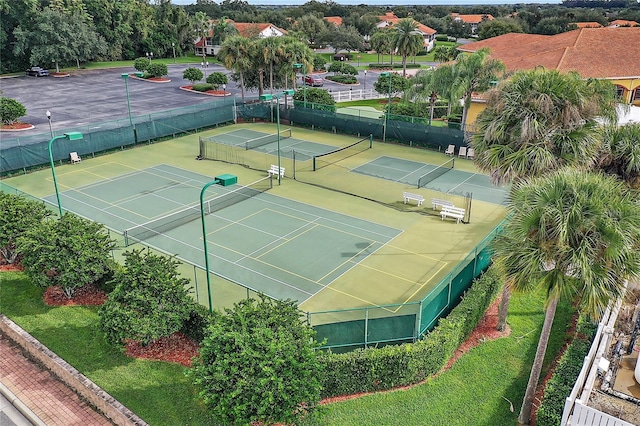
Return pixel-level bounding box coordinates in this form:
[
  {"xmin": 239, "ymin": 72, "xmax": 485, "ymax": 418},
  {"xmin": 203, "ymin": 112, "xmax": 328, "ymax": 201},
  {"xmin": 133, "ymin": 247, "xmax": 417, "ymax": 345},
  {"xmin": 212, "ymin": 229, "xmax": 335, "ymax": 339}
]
[
  {"xmin": 268, "ymin": 164, "xmax": 285, "ymax": 178},
  {"xmin": 440, "ymin": 206, "xmax": 466, "ymax": 223},
  {"xmin": 431, "ymin": 198, "xmax": 454, "ymax": 210},
  {"xmin": 403, "ymin": 191, "xmax": 424, "ymax": 206}
]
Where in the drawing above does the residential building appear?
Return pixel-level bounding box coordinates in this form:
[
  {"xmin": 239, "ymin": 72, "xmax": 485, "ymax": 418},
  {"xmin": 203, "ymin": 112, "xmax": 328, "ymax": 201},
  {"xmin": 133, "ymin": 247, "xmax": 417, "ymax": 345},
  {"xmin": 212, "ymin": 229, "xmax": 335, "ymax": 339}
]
[
  {"xmin": 608, "ymin": 19, "xmax": 640, "ymax": 27},
  {"xmin": 324, "ymin": 16, "xmax": 343, "ymax": 27},
  {"xmin": 458, "ymin": 28, "xmax": 640, "ymax": 124},
  {"xmin": 376, "ymin": 12, "xmax": 437, "ymax": 52},
  {"xmin": 450, "ymin": 13, "xmax": 495, "ymax": 36},
  {"xmin": 194, "ymin": 19, "xmax": 287, "ymax": 57},
  {"xmin": 571, "ymin": 22, "xmax": 604, "ymax": 28}
]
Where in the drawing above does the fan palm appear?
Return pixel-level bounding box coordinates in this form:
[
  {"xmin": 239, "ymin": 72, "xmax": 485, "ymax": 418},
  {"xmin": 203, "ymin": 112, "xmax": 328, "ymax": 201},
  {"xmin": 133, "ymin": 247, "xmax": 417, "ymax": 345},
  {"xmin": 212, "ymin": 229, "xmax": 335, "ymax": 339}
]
[
  {"xmin": 259, "ymin": 37, "xmax": 283, "ymax": 94},
  {"xmin": 191, "ymin": 11, "xmax": 210, "ymax": 61},
  {"xmin": 392, "ymin": 19, "xmax": 424, "ymax": 77},
  {"xmin": 219, "ymin": 35, "xmax": 252, "ymax": 103},
  {"xmin": 405, "ymin": 65, "xmax": 456, "ymax": 123},
  {"xmin": 494, "ymin": 168, "xmax": 640, "ymax": 424},
  {"xmin": 472, "ymin": 68, "xmax": 620, "ymax": 186},
  {"xmin": 451, "ymin": 48, "xmax": 505, "ymax": 128},
  {"xmin": 598, "ymin": 122, "xmax": 640, "ymax": 188}
]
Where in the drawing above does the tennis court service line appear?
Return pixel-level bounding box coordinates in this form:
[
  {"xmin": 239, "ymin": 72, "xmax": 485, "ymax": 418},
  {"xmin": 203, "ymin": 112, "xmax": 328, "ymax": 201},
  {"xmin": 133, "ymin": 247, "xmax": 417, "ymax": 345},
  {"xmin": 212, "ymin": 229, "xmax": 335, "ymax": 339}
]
[
  {"xmin": 398, "ymin": 163, "xmax": 433, "ymax": 183},
  {"xmin": 50, "ymin": 190, "xmax": 147, "ymax": 224},
  {"xmin": 447, "ymin": 173, "xmax": 505, "ymax": 195}
]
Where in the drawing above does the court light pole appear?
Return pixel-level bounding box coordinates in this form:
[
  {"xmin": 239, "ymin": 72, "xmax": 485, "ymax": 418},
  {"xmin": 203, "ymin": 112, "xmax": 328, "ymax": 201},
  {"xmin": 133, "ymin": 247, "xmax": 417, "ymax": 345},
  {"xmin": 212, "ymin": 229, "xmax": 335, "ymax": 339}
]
[
  {"xmin": 259, "ymin": 89, "xmax": 294, "ymax": 186},
  {"xmin": 380, "ymin": 71, "xmax": 393, "ymax": 142},
  {"xmin": 200, "ymin": 180, "xmax": 217, "ymax": 313},
  {"xmin": 121, "ymin": 72, "xmax": 144, "ymax": 144},
  {"xmin": 48, "ymin": 132, "xmax": 84, "ymax": 217},
  {"xmin": 293, "ymin": 63, "xmax": 306, "ymax": 107},
  {"xmin": 46, "ymin": 110, "xmax": 53, "ymax": 138}
]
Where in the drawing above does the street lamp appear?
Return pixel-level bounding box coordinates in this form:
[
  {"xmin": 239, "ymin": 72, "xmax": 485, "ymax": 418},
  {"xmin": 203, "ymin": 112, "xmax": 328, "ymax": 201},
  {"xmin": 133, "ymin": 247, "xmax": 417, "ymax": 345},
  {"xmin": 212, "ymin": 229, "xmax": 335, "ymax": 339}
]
[
  {"xmin": 46, "ymin": 110, "xmax": 53, "ymax": 138},
  {"xmin": 222, "ymin": 84, "xmax": 226, "ymax": 95},
  {"xmin": 380, "ymin": 71, "xmax": 393, "ymax": 142},
  {"xmin": 201, "ymin": 60, "xmax": 209, "ymax": 78},
  {"xmin": 171, "ymin": 42, "xmax": 176, "ymax": 64},
  {"xmin": 293, "ymin": 63, "xmax": 306, "ymax": 107},
  {"xmin": 121, "ymin": 72, "xmax": 144, "ymax": 143},
  {"xmin": 145, "ymin": 52, "xmax": 153, "ymax": 64},
  {"xmin": 48, "ymin": 132, "xmax": 83, "ymax": 217},
  {"xmin": 200, "ymin": 180, "xmax": 217, "ymax": 313},
  {"xmin": 363, "ymin": 70, "xmax": 367, "ymax": 96},
  {"xmin": 259, "ymin": 89, "xmax": 294, "ymax": 185}
]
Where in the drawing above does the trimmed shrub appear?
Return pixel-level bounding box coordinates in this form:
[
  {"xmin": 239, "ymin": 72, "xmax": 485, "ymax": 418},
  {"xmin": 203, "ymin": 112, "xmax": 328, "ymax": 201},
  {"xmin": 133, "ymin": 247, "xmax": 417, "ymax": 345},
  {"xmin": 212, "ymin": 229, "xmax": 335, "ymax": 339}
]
[
  {"xmin": 147, "ymin": 62, "xmax": 168, "ymax": 78},
  {"xmin": 319, "ymin": 267, "xmax": 502, "ymax": 398},
  {"xmin": 134, "ymin": 57, "xmax": 150, "ymax": 72},
  {"xmin": 0, "ymin": 97, "xmax": 27, "ymax": 125},
  {"xmin": 192, "ymin": 83, "xmax": 213, "ymax": 92},
  {"xmin": 180, "ymin": 302, "xmax": 214, "ymax": 343},
  {"xmin": 325, "ymin": 75, "xmax": 357, "ymax": 84},
  {"xmin": 368, "ymin": 63, "xmax": 422, "ymax": 70},
  {"xmin": 435, "ymin": 35, "xmax": 450, "ymax": 41},
  {"xmin": 535, "ymin": 317, "xmax": 597, "ymax": 426}
]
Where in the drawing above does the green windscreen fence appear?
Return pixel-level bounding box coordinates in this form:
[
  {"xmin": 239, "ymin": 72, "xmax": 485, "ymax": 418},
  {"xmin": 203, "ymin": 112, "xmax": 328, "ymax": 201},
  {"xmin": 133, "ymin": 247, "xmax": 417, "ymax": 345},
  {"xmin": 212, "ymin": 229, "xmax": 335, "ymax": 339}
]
[{"xmin": 1, "ymin": 99, "xmax": 235, "ymax": 174}]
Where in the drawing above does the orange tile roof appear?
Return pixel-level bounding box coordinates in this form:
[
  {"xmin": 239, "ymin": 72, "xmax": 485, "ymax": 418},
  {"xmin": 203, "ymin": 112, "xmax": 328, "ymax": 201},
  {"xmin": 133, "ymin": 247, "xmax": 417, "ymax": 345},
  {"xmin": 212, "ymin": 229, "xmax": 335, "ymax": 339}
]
[
  {"xmin": 232, "ymin": 22, "xmax": 287, "ymax": 37},
  {"xmin": 324, "ymin": 16, "xmax": 343, "ymax": 26},
  {"xmin": 459, "ymin": 28, "xmax": 640, "ymax": 79},
  {"xmin": 572, "ymin": 22, "xmax": 603, "ymax": 28},
  {"xmin": 608, "ymin": 19, "xmax": 639, "ymax": 27},
  {"xmin": 450, "ymin": 13, "xmax": 495, "ymax": 24},
  {"xmin": 377, "ymin": 13, "xmax": 436, "ymax": 36}
]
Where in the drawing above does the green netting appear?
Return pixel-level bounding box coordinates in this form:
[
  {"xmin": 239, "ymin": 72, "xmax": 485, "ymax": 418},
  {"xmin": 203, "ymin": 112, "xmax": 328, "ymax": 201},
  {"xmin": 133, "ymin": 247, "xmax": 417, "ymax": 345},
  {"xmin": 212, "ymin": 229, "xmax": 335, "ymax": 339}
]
[{"xmin": 1, "ymin": 100, "xmax": 235, "ymax": 175}]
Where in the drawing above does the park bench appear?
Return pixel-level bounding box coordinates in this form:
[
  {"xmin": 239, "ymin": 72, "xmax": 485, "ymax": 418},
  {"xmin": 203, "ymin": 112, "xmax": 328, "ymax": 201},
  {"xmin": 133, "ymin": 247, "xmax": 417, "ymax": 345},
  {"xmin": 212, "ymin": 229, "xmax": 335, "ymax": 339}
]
[
  {"xmin": 440, "ymin": 206, "xmax": 466, "ymax": 223},
  {"xmin": 268, "ymin": 164, "xmax": 285, "ymax": 178},
  {"xmin": 431, "ymin": 198, "xmax": 454, "ymax": 210},
  {"xmin": 403, "ymin": 191, "xmax": 424, "ymax": 206},
  {"xmin": 70, "ymin": 152, "xmax": 82, "ymax": 164}
]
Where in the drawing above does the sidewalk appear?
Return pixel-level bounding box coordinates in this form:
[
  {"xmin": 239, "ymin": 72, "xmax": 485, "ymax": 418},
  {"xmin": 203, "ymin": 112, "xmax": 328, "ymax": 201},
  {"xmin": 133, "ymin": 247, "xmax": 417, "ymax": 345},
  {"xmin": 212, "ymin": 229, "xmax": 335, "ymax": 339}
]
[{"xmin": 0, "ymin": 333, "xmax": 112, "ymax": 426}]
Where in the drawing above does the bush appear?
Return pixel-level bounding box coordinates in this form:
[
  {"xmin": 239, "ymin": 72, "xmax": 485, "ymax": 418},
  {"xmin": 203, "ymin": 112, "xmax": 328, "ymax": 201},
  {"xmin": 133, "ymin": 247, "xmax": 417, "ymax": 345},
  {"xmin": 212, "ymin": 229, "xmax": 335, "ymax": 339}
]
[
  {"xmin": 293, "ymin": 87, "xmax": 336, "ymax": 111},
  {"xmin": 206, "ymin": 72, "xmax": 227, "ymax": 90},
  {"xmin": 436, "ymin": 34, "xmax": 450, "ymax": 41},
  {"xmin": 536, "ymin": 317, "xmax": 597, "ymax": 426},
  {"xmin": 325, "ymin": 75, "xmax": 357, "ymax": 84},
  {"xmin": 147, "ymin": 62, "xmax": 168, "ymax": 78},
  {"xmin": 192, "ymin": 83, "xmax": 213, "ymax": 92},
  {"xmin": 313, "ymin": 54, "xmax": 326, "ymax": 72},
  {"xmin": 368, "ymin": 63, "xmax": 422, "ymax": 70},
  {"xmin": 0, "ymin": 97, "xmax": 27, "ymax": 125},
  {"xmin": 134, "ymin": 57, "xmax": 150, "ymax": 72},
  {"xmin": 183, "ymin": 67, "xmax": 203, "ymax": 84},
  {"xmin": 180, "ymin": 302, "xmax": 214, "ymax": 343},
  {"xmin": 319, "ymin": 267, "xmax": 502, "ymax": 398}
]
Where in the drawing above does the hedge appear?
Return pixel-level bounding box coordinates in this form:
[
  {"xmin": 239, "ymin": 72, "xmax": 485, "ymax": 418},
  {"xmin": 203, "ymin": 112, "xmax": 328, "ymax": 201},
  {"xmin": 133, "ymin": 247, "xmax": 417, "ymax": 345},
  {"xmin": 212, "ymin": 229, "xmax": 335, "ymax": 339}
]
[
  {"xmin": 192, "ymin": 83, "xmax": 213, "ymax": 92},
  {"xmin": 318, "ymin": 267, "xmax": 502, "ymax": 398},
  {"xmin": 535, "ymin": 316, "xmax": 598, "ymax": 426},
  {"xmin": 368, "ymin": 63, "xmax": 422, "ymax": 70},
  {"xmin": 325, "ymin": 75, "xmax": 358, "ymax": 84}
]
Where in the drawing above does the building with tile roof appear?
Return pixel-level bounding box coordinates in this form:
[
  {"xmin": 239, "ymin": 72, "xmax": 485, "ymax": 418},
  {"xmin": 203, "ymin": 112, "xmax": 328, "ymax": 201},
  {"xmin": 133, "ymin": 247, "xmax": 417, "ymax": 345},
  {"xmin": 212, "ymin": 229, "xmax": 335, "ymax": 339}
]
[
  {"xmin": 194, "ymin": 19, "xmax": 287, "ymax": 57},
  {"xmin": 608, "ymin": 19, "xmax": 640, "ymax": 27},
  {"xmin": 324, "ymin": 16, "xmax": 343, "ymax": 27},
  {"xmin": 572, "ymin": 22, "xmax": 604, "ymax": 28},
  {"xmin": 450, "ymin": 13, "xmax": 495, "ymax": 36},
  {"xmin": 458, "ymin": 28, "xmax": 640, "ymax": 124},
  {"xmin": 376, "ymin": 12, "xmax": 437, "ymax": 52}
]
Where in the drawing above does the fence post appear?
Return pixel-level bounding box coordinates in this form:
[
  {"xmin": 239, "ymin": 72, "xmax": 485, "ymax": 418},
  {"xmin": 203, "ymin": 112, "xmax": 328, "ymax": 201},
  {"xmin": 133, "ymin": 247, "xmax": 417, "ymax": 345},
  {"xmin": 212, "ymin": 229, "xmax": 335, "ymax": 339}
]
[{"xmin": 364, "ymin": 308, "xmax": 369, "ymax": 348}]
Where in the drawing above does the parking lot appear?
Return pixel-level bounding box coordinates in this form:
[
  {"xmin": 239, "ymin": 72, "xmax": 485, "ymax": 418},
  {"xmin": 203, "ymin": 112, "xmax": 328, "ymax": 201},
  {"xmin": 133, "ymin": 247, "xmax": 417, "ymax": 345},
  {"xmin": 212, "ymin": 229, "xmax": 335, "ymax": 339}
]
[{"xmin": 1, "ymin": 63, "xmax": 388, "ymax": 138}]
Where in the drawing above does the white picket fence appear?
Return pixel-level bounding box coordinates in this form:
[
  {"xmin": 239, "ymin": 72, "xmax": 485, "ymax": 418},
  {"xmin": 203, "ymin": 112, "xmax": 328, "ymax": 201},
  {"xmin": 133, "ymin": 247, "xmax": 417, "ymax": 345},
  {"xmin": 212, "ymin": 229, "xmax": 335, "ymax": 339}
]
[{"xmin": 328, "ymin": 88, "xmax": 385, "ymax": 102}]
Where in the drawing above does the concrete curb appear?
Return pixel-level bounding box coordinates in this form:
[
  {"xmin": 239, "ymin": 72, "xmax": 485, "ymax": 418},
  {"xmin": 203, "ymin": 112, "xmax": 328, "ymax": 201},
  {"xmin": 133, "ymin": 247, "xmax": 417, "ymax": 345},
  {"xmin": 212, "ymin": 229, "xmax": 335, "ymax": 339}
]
[{"xmin": 0, "ymin": 382, "xmax": 47, "ymax": 426}]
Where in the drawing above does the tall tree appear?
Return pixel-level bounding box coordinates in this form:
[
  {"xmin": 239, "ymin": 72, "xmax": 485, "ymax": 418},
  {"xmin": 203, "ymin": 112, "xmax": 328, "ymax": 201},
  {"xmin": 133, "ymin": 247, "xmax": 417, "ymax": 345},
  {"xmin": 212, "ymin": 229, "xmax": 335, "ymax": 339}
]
[
  {"xmin": 191, "ymin": 10, "xmax": 211, "ymax": 62},
  {"xmin": 494, "ymin": 168, "xmax": 640, "ymax": 425},
  {"xmin": 405, "ymin": 65, "xmax": 456, "ymax": 123},
  {"xmin": 369, "ymin": 29, "xmax": 392, "ymax": 64},
  {"xmin": 598, "ymin": 123, "xmax": 640, "ymax": 188},
  {"xmin": 451, "ymin": 48, "xmax": 505, "ymax": 128},
  {"xmin": 392, "ymin": 18, "xmax": 424, "ymax": 77},
  {"xmin": 219, "ymin": 35, "xmax": 252, "ymax": 102},
  {"xmin": 472, "ymin": 68, "xmax": 620, "ymax": 332},
  {"xmin": 258, "ymin": 37, "xmax": 283, "ymax": 94}
]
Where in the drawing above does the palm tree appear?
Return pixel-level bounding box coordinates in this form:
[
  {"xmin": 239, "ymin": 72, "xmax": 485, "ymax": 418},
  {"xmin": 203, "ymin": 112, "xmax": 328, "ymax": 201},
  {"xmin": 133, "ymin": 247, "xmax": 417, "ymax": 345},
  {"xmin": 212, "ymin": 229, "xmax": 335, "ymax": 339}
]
[
  {"xmin": 191, "ymin": 11, "xmax": 210, "ymax": 62},
  {"xmin": 472, "ymin": 68, "xmax": 619, "ymax": 186},
  {"xmin": 259, "ymin": 37, "xmax": 283, "ymax": 94},
  {"xmin": 392, "ymin": 19, "xmax": 424, "ymax": 77},
  {"xmin": 494, "ymin": 168, "xmax": 640, "ymax": 425},
  {"xmin": 471, "ymin": 68, "xmax": 620, "ymax": 332},
  {"xmin": 219, "ymin": 35, "xmax": 252, "ymax": 103},
  {"xmin": 370, "ymin": 28, "xmax": 393, "ymax": 65},
  {"xmin": 405, "ymin": 65, "xmax": 456, "ymax": 123},
  {"xmin": 598, "ymin": 122, "xmax": 640, "ymax": 188},
  {"xmin": 451, "ymin": 48, "xmax": 505, "ymax": 128},
  {"xmin": 433, "ymin": 45, "xmax": 458, "ymax": 63}
]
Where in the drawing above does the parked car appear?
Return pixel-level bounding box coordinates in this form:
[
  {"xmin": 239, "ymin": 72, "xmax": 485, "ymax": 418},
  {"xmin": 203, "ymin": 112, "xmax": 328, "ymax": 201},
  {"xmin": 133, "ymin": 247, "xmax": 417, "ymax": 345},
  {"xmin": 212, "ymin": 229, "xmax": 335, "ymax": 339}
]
[
  {"xmin": 303, "ymin": 75, "xmax": 323, "ymax": 87},
  {"xmin": 26, "ymin": 67, "xmax": 50, "ymax": 77}
]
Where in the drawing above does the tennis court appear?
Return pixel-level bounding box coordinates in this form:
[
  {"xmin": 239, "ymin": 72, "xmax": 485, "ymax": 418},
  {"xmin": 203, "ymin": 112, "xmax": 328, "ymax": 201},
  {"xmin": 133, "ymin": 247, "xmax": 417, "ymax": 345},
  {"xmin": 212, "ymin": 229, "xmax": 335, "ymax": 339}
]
[
  {"xmin": 206, "ymin": 127, "xmax": 339, "ymax": 160},
  {"xmin": 41, "ymin": 164, "xmax": 440, "ymax": 305},
  {"xmin": 351, "ymin": 156, "xmax": 509, "ymax": 205}
]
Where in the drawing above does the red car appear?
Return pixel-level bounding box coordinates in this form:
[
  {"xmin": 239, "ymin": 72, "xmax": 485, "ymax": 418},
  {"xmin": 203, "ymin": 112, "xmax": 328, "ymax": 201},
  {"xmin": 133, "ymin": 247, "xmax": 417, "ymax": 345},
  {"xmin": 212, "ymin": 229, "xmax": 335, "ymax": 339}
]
[{"xmin": 303, "ymin": 75, "xmax": 323, "ymax": 87}]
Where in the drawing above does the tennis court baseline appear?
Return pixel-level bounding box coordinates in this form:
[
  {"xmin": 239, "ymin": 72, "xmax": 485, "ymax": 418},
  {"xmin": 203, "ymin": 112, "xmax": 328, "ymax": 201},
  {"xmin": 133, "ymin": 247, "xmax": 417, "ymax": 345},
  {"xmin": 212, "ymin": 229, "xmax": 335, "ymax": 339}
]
[{"xmin": 351, "ymin": 156, "xmax": 509, "ymax": 205}]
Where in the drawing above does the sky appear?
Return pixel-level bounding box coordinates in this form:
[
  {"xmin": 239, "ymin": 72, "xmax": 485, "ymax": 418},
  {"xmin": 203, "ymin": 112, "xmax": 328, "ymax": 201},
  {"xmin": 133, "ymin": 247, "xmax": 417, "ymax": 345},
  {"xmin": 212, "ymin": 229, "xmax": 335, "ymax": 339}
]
[{"xmin": 172, "ymin": 0, "xmax": 562, "ymax": 4}]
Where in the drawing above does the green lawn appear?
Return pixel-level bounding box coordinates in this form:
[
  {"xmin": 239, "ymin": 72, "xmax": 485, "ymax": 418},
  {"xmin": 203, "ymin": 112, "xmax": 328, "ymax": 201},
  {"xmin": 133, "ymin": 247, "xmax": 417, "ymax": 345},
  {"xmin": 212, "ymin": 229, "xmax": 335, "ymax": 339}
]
[
  {"xmin": 320, "ymin": 41, "xmax": 459, "ymax": 68},
  {"xmin": 0, "ymin": 270, "xmax": 574, "ymax": 426}
]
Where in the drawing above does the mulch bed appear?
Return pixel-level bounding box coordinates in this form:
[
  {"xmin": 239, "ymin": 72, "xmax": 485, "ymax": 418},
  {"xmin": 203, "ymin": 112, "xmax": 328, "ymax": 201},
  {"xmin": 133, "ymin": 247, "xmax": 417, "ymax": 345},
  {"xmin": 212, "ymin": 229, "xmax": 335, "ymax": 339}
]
[
  {"xmin": 0, "ymin": 122, "xmax": 33, "ymax": 130},
  {"xmin": 43, "ymin": 284, "xmax": 108, "ymax": 306},
  {"xmin": 124, "ymin": 333, "xmax": 199, "ymax": 367}
]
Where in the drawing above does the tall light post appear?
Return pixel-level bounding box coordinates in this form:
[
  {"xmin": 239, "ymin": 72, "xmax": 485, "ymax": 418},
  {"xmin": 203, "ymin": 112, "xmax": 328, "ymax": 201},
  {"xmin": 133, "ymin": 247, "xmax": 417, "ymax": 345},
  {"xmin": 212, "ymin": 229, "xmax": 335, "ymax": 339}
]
[
  {"xmin": 46, "ymin": 110, "xmax": 53, "ymax": 138},
  {"xmin": 145, "ymin": 52, "xmax": 153, "ymax": 64},
  {"xmin": 293, "ymin": 63, "xmax": 306, "ymax": 107},
  {"xmin": 201, "ymin": 60, "xmax": 209, "ymax": 78},
  {"xmin": 380, "ymin": 71, "xmax": 393, "ymax": 142},
  {"xmin": 200, "ymin": 180, "xmax": 217, "ymax": 312},
  {"xmin": 171, "ymin": 42, "xmax": 176, "ymax": 64},
  {"xmin": 363, "ymin": 69, "xmax": 367, "ymax": 97},
  {"xmin": 121, "ymin": 72, "xmax": 144, "ymax": 144},
  {"xmin": 259, "ymin": 89, "xmax": 294, "ymax": 185},
  {"xmin": 49, "ymin": 132, "xmax": 83, "ymax": 217}
]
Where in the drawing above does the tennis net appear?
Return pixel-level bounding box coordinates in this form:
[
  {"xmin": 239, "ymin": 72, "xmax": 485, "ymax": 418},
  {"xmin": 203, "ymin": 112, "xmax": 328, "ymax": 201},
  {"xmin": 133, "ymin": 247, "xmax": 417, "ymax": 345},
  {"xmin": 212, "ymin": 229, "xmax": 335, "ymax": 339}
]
[
  {"xmin": 312, "ymin": 134, "xmax": 373, "ymax": 171},
  {"xmin": 245, "ymin": 128, "xmax": 292, "ymax": 150},
  {"xmin": 123, "ymin": 176, "xmax": 272, "ymax": 246},
  {"xmin": 417, "ymin": 158, "xmax": 455, "ymax": 188}
]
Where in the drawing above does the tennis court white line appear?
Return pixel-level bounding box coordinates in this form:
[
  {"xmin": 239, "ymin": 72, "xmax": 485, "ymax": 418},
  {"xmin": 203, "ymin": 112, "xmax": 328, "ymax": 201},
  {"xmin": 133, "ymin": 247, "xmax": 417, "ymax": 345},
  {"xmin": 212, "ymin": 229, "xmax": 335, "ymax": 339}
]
[
  {"xmin": 49, "ymin": 190, "xmax": 143, "ymax": 226},
  {"xmin": 447, "ymin": 174, "xmax": 507, "ymax": 195}
]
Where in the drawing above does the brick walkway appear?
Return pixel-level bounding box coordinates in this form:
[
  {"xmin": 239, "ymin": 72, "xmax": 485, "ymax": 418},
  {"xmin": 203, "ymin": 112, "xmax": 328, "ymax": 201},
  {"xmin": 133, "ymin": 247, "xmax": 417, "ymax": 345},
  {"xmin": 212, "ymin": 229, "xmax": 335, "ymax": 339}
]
[{"xmin": 0, "ymin": 333, "xmax": 113, "ymax": 426}]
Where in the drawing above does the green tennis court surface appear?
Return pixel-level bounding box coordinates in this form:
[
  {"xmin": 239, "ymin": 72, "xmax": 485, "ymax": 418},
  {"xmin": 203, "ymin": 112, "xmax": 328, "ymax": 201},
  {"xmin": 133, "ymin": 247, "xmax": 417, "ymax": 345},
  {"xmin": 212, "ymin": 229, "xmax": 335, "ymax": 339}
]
[
  {"xmin": 352, "ymin": 156, "xmax": 509, "ymax": 205},
  {"xmin": 43, "ymin": 164, "xmax": 408, "ymax": 304},
  {"xmin": 205, "ymin": 128, "xmax": 339, "ymax": 160}
]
